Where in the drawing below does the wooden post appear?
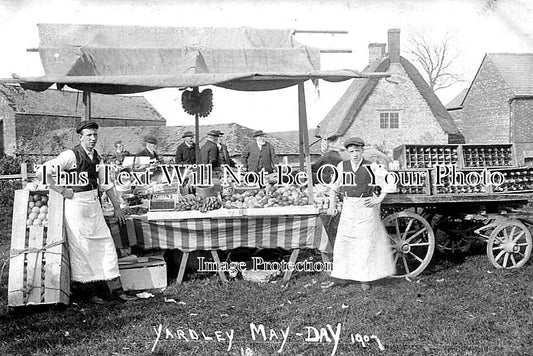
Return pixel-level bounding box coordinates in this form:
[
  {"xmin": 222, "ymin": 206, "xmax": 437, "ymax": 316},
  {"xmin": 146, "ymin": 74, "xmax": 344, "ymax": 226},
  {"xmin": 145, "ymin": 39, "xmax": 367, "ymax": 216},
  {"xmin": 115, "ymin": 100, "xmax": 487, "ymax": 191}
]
[
  {"xmin": 82, "ymin": 91, "xmax": 91, "ymax": 121},
  {"xmin": 298, "ymin": 83, "xmax": 314, "ymax": 205},
  {"xmin": 195, "ymin": 113, "xmax": 201, "ymax": 164},
  {"xmin": 20, "ymin": 163, "xmax": 28, "ymax": 188}
]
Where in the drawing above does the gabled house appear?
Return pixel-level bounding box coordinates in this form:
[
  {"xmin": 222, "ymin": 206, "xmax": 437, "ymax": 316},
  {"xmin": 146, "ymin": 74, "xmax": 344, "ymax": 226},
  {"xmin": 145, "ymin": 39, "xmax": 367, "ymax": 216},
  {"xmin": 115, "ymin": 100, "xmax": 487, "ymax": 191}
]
[
  {"xmin": 0, "ymin": 84, "xmax": 165, "ymax": 155},
  {"xmin": 316, "ymin": 29, "xmax": 463, "ymax": 152},
  {"xmin": 448, "ymin": 53, "xmax": 533, "ymax": 164}
]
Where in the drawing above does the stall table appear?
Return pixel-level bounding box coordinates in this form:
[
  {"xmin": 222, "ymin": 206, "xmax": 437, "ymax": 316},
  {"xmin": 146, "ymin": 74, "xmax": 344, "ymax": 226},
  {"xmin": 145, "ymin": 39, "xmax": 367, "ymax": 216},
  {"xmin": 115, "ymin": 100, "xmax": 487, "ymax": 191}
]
[{"xmin": 109, "ymin": 209, "xmax": 332, "ymax": 283}]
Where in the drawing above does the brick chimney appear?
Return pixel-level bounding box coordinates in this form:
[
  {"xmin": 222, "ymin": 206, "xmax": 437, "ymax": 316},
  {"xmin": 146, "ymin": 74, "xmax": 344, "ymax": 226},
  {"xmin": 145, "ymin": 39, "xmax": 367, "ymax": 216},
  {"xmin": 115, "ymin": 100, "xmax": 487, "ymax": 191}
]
[
  {"xmin": 368, "ymin": 43, "xmax": 386, "ymax": 63},
  {"xmin": 387, "ymin": 28, "xmax": 401, "ymax": 63}
]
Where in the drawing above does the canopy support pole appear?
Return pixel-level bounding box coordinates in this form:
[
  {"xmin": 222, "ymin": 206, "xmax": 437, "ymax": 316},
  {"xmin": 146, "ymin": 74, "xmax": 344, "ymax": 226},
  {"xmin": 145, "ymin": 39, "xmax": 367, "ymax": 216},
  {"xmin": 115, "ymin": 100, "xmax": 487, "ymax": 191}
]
[
  {"xmin": 82, "ymin": 91, "xmax": 91, "ymax": 121},
  {"xmin": 297, "ymin": 83, "xmax": 314, "ymax": 205}
]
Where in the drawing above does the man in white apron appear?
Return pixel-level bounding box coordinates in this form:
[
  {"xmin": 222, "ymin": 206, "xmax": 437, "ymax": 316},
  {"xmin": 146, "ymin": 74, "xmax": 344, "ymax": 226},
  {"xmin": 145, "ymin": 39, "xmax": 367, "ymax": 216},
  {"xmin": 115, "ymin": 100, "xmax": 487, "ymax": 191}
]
[
  {"xmin": 321, "ymin": 137, "xmax": 396, "ymax": 290},
  {"xmin": 39, "ymin": 121, "xmax": 130, "ymax": 303}
]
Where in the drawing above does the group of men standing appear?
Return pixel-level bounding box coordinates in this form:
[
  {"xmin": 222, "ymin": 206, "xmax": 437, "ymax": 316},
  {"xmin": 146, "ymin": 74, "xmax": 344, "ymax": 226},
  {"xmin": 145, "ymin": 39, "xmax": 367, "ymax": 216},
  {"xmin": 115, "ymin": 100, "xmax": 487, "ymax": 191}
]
[{"xmin": 174, "ymin": 129, "xmax": 277, "ymax": 173}]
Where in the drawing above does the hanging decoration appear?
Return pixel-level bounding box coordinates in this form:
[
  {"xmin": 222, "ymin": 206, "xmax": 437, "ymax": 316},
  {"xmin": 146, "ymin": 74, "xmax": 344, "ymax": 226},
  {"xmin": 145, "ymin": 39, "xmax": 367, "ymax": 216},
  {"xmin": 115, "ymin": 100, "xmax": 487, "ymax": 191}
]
[{"xmin": 181, "ymin": 87, "xmax": 213, "ymax": 117}]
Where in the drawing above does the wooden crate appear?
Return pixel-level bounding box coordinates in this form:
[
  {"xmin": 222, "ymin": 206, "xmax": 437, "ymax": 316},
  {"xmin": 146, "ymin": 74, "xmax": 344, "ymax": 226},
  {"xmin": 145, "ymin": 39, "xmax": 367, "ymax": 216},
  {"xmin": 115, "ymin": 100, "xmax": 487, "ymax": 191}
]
[
  {"xmin": 388, "ymin": 169, "xmax": 432, "ymax": 195},
  {"xmin": 393, "ymin": 144, "xmax": 460, "ymax": 169},
  {"xmin": 459, "ymin": 144, "xmax": 516, "ymax": 169},
  {"xmin": 489, "ymin": 167, "xmax": 533, "ymax": 194},
  {"xmin": 430, "ymin": 168, "xmax": 492, "ymax": 195},
  {"xmin": 8, "ymin": 190, "xmax": 70, "ymax": 307}
]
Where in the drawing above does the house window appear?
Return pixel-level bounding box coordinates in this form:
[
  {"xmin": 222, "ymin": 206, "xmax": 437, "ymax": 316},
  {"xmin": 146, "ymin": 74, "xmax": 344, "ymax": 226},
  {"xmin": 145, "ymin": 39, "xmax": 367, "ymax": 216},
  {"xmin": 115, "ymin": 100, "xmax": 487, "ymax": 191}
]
[{"xmin": 379, "ymin": 112, "xmax": 400, "ymax": 129}]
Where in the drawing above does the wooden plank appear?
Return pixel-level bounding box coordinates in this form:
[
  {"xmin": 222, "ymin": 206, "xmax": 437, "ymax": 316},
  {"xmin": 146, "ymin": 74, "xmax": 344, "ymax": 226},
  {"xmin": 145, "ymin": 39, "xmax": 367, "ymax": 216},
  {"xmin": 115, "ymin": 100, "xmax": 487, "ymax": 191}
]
[
  {"xmin": 147, "ymin": 208, "xmax": 242, "ymax": 221},
  {"xmin": 176, "ymin": 252, "xmax": 189, "ymax": 284},
  {"xmin": 382, "ymin": 193, "xmax": 530, "ymax": 206},
  {"xmin": 210, "ymin": 250, "xmax": 227, "ymax": 282},
  {"xmin": 244, "ymin": 205, "xmax": 318, "ymax": 217},
  {"xmin": 44, "ymin": 190, "xmax": 67, "ymax": 303},
  {"xmin": 283, "ymin": 249, "xmax": 300, "ymax": 281},
  {"xmin": 8, "ymin": 189, "xmax": 30, "ymax": 306},
  {"xmin": 26, "ymin": 226, "xmax": 44, "ymax": 304}
]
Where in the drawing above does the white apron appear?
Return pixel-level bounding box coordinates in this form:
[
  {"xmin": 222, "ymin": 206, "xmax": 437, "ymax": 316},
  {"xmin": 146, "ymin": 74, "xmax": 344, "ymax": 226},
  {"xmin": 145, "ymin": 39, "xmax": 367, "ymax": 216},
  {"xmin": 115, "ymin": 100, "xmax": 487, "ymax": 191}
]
[
  {"xmin": 63, "ymin": 190, "xmax": 120, "ymax": 283},
  {"xmin": 331, "ymin": 197, "xmax": 395, "ymax": 282}
]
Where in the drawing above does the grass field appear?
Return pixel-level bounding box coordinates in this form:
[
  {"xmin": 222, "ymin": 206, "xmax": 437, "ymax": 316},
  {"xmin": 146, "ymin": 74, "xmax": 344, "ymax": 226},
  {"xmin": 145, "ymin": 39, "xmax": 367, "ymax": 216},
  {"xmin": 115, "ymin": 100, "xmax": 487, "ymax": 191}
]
[{"xmin": 1, "ymin": 234, "xmax": 532, "ymax": 356}]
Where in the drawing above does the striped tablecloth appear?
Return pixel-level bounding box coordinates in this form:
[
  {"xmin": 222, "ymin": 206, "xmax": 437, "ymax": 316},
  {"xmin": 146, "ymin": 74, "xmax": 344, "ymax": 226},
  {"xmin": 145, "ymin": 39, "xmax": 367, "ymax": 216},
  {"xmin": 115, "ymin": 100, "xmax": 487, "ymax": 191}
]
[{"xmin": 109, "ymin": 214, "xmax": 332, "ymax": 253}]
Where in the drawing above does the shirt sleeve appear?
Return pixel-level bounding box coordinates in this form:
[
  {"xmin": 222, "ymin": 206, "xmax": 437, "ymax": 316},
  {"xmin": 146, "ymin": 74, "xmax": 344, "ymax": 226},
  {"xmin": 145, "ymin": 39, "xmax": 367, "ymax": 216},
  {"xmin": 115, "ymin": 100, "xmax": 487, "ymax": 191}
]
[
  {"xmin": 371, "ymin": 162, "xmax": 397, "ymax": 193},
  {"xmin": 36, "ymin": 150, "xmax": 77, "ymax": 185}
]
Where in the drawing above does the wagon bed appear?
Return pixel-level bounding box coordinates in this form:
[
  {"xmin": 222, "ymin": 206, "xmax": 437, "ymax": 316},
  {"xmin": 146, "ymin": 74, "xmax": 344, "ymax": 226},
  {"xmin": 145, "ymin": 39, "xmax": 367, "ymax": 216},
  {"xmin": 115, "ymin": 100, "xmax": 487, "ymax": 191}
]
[{"xmin": 377, "ymin": 193, "xmax": 532, "ymax": 278}]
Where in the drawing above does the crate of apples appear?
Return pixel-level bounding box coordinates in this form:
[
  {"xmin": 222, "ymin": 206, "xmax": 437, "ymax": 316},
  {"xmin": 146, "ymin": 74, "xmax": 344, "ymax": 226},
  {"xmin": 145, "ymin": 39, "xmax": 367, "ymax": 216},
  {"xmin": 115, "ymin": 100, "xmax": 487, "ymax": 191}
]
[{"xmin": 27, "ymin": 193, "xmax": 49, "ymax": 227}]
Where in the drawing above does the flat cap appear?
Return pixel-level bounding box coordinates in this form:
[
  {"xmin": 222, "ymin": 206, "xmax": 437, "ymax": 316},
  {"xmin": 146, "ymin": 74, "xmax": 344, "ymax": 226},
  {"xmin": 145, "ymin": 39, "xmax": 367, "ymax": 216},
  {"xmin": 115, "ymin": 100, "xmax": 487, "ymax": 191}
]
[
  {"xmin": 253, "ymin": 130, "xmax": 265, "ymax": 137},
  {"xmin": 343, "ymin": 136, "xmax": 365, "ymax": 148},
  {"xmin": 182, "ymin": 131, "xmax": 194, "ymax": 138},
  {"xmin": 207, "ymin": 129, "xmax": 223, "ymax": 137},
  {"xmin": 144, "ymin": 135, "xmax": 158, "ymax": 144},
  {"xmin": 75, "ymin": 120, "xmax": 99, "ymax": 134}
]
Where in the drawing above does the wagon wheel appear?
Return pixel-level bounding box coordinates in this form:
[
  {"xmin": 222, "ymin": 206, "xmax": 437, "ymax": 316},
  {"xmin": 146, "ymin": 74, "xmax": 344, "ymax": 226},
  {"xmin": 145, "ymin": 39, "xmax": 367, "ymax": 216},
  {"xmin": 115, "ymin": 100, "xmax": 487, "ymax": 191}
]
[
  {"xmin": 383, "ymin": 211, "xmax": 435, "ymax": 278},
  {"xmin": 487, "ymin": 219, "xmax": 532, "ymax": 269},
  {"xmin": 430, "ymin": 215, "xmax": 479, "ymax": 255}
]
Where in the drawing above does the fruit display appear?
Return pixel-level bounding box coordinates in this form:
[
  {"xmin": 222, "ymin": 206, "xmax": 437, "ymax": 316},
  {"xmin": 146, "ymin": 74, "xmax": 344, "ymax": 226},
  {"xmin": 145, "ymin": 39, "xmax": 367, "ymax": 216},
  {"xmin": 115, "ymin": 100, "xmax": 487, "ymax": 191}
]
[
  {"xmin": 175, "ymin": 194, "xmax": 222, "ymax": 212},
  {"xmin": 222, "ymin": 184, "xmax": 309, "ymax": 209},
  {"xmin": 491, "ymin": 167, "xmax": 533, "ymax": 193},
  {"xmin": 26, "ymin": 193, "xmax": 49, "ymax": 227},
  {"xmin": 462, "ymin": 144, "xmax": 514, "ymax": 168},
  {"xmin": 312, "ymin": 184, "xmax": 343, "ymax": 212}
]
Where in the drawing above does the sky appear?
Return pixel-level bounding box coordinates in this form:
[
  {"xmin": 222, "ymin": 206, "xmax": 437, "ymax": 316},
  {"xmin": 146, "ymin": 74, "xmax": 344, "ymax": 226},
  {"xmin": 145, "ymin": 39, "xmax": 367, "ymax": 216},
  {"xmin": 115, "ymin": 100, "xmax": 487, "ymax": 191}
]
[{"xmin": 0, "ymin": 0, "xmax": 532, "ymax": 133}]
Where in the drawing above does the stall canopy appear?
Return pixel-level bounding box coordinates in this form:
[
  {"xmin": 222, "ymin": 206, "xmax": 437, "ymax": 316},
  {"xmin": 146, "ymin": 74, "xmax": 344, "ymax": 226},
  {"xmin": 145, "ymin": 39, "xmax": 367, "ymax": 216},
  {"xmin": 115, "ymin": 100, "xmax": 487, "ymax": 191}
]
[{"xmin": 7, "ymin": 24, "xmax": 387, "ymax": 94}]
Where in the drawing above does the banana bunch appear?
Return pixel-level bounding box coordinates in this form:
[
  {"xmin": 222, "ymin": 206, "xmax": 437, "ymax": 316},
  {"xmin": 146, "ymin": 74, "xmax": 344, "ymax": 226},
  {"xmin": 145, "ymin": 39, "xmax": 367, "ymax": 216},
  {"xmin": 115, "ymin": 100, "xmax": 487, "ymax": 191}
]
[
  {"xmin": 175, "ymin": 194, "xmax": 199, "ymax": 211},
  {"xmin": 198, "ymin": 196, "xmax": 222, "ymax": 213},
  {"xmin": 181, "ymin": 88, "xmax": 213, "ymax": 118}
]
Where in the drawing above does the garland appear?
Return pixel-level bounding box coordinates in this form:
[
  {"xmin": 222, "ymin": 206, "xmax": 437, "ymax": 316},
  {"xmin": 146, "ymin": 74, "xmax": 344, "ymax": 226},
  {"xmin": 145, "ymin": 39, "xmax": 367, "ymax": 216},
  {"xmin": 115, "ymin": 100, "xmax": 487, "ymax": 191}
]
[{"xmin": 181, "ymin": 88, "xmax": 213, "ymax": 117}]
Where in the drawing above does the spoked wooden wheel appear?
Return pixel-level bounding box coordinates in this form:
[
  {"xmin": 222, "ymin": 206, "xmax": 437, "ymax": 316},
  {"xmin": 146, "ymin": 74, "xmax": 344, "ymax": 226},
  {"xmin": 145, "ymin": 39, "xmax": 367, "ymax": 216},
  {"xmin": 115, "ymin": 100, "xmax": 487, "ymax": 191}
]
[
  {"xmin": 383, "ymin": 211, "xmax": 435, "ymax": 278},
  {"xmin": 487, "ymin": 220, "xmax": 532, "ymax": 269}
]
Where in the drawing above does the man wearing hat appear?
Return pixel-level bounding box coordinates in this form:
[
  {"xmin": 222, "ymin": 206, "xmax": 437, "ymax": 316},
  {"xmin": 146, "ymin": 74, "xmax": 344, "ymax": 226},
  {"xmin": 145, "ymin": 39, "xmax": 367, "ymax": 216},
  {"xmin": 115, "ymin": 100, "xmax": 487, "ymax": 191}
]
[
  {"xmin": 321, "ymin": 137, "xmax": 396, "ymax": 291},
  {"xmin": 175, "ymin": 131, "xmax": 196, "ymax": 165},
  {"xmin": 241, "ymin": 130, "xmax": 277, "ymax": 174},
  {"xmin": 109, "ymin": 140, "xmax": 131, "ymax": 165},
  {"xmin": 217, "ymin": 131, "xmax": 236, "ymax": 168},
  {"xmin": 311, "ymin": 134, "xmax": 343, "ymax": 184},
  {"xmin": 200, "ymin": 129, "xmax": 222, "ymax": 169},
  {"xmin": 38, "ymin": 121, "xmax": 131, "ymax": 303},
  {"xmin": 136, "ymin": 135, "xmax": 160, "ymax": 162}
]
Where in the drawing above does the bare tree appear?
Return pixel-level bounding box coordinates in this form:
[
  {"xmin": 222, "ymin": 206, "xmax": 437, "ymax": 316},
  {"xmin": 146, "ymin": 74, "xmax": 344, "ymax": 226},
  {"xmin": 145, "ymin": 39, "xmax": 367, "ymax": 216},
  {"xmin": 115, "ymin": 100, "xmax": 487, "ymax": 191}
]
[{"xmin": 407, "ymin": 34, "xmax": 463, "ymax": 92}]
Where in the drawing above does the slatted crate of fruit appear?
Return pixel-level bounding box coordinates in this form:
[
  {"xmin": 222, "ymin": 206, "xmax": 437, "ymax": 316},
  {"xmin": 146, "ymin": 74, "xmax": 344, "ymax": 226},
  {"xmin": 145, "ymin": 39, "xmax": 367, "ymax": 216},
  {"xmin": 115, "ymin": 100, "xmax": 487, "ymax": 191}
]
[
  {"xmin": 393, "ymin": 144, "xmax": 460, "ymax": 169},
  {"xmin": 490, "ymin": 167, "xmax": 533, "ymax": 194},
  {"xmin": 8, "ymin": 189, "xmax": 70, "ymax": 307},
  {"xmin": 460, "ymin": 144, "xmax": 515, "ymax": 169},
  {"xmin": 391, "ymin": 169, "xmax": 432, "ymax": 195},
  {"xmin": 430, "ymin": 168, "xmax": 491, "ymax": 195}
]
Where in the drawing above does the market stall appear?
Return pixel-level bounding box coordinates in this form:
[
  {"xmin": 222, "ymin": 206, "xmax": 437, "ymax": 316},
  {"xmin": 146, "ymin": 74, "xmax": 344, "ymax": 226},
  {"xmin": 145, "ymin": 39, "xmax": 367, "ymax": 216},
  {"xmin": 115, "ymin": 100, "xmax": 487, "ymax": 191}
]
[{"xmin": 4, "ymin": 24, "xmax": 390, "ymax": 298}]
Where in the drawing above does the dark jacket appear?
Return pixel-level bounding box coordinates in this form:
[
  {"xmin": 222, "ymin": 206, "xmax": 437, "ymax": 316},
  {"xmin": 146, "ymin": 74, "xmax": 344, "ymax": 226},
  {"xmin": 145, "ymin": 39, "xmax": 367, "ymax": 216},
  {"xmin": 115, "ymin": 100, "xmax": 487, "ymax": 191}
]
[
  {"xmin": 218, "ymin": 143, "xmax": 236, "ymax": 167},
  {"xmin": 242, "ymin": 141, "xmax": 277, "ymax": 173},
  {"xmin": 311, "ymin": 150, "xmax": 343, "ymax": 184},
  {"xmin": 175, "ymin": 142, "xmax": 196, "ymax": 164},
  {"xmin": 136, "ymin": 147, "xmax": 159, "ymax": 161},
  {"xmin": 200, "ymin": 140, "xmax": 219, "ymax": 168}
]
